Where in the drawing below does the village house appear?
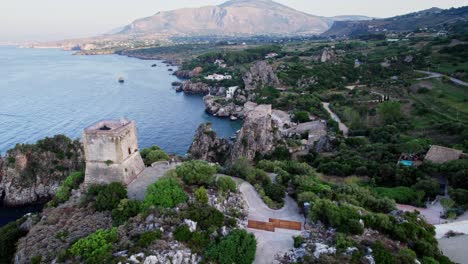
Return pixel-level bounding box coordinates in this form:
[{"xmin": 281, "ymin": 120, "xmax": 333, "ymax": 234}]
[
  {"xmin": 424, "ymin": 145, "xmax": 464, "ymax": 164},
  {"xmin": 205, "ymin": 73, "xmax": 232, "ymax": 81},
  {"xmin": 214, "ymin": 59, "xmax": 227, "ymax": 68}
]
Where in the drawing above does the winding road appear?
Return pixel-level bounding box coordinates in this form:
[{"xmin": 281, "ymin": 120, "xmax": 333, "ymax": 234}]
[
  {"xmin": 322, "ymin": 102, "xmax": 349, "ymax": 137},
  {"xmin": 415, "ymin": 70, "xmax": 468, "ymax": 87},
  {"xmin": 238, "ymin": 181, "xmax": 303, "ymax": 264}
]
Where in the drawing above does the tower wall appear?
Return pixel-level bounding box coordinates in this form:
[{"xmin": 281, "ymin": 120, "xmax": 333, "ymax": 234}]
[{"xmin": 83, "ymin": 119, "xmax": 146, "ymax": 187}]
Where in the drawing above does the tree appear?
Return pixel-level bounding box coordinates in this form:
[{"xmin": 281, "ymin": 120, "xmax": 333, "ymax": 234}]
[
  {"xmin": 216, "ymin": 176, "xmax": 237, "ymax": 193},
  {"xmin": 93, "ymin": 182, "xmax": 127, "ymax": 211},
  {"xmin": 377, "ymin": 101, "xmax": 404, "ymax": 125},
  {"xmin": 176, "ymin": 160, "xmax": 217, "ymax": 186},
  {"xmin": 111, "ymin": 199, "xmax": 141, "ymax": 226},
  {"xmin": 195, "ymin": 187, "xmax": 209, "ymax": 204},
  {"xmin": 205, "ymin": 229, "xmax": 257, "ymax": 264},
  {"xmin": 140, "ymin": 146, "xmax": 170, "ymax": 166},
  {"xmin": 293, "ymin": 111, "xmax": 310, "ymax": 123},
  {"xmin": 143, "ymin": 177, "xmax": 188, "ymax": 209},
  {"xmin": 264, "ymin": 183, "xmax": 286, "ymax": 203},
  {"xmin": 70, "ymin": 228, "xmax": 118, "ymax": 264}
]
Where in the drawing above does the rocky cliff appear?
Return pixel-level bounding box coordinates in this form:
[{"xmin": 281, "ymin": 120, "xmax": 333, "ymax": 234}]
[
  {"xmin": 243, "ymin": 61, "xmax": 280, "ymax": 90},
  {"xmin": 230, "ymin": 104, "xmax": 282, "ymax": 163},
  {"xmin": 188, "ymin": 123, "xmax": 231, "ymax": 163},
  {"xmin": 0, "ymin": 135, "xmax": 84, "ymax": 207},
  {"xmin": 203, "ymin": 96, "xmax": 244, "ymax": 118}
]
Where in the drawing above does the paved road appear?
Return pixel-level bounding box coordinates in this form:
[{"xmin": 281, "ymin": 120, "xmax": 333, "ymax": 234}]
[
  {"xmin": 438, "ymin": 234, "xmax": 468, "ymax": 264},
  {"xmin": 435, "ymin": 220, "xmax": 468, "ymax": 239},
  {"xmin": 416, "ymin": 70, "xmax": 468, "ymax": 87},
  {"xmin": 127, "ymin": 162, "xmax": 178, "ymax": 200},
  {"xmin": 239, "ymin": 181, "xmax": 303, "ymax": 264},
  {"xmin": 396, "ymin": 202, "xmax": 444, "ymax": 225},
  {"xmin": 322, "ymin": 102, "xmax": 349, "ymax": 137}
]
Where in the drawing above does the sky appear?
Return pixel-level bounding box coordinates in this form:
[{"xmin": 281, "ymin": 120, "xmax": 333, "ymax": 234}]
[{"xmin": 1, "ymin": 0, "xmax": 467, "ymax": 42}]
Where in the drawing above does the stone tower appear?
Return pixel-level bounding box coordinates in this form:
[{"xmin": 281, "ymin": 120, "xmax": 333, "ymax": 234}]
[{"xmin": 83, "ymin": 119, "xmax": 146, "ymax": 186}]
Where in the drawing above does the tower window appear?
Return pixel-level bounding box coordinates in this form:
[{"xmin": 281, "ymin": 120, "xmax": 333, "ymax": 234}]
[{"xmin": 128, "ymin": 148, "xmax": 132, "ymax": 155}]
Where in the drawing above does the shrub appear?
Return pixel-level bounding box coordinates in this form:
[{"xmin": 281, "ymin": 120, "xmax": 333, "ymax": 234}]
[
  {"xmin": 140, "ymin": 146, "xmax": 170, "ymax": 166},
  {"xmin": 137, "ymin": 230, "xmax": 162, "ymax": 247},
  {"xmin": 372, "ymin": 242, "xmax": 396, "ymax": 264},
  {"xmin": 70, "ymin": 228, "xmax": 118, "ymax": 264},
  {"xmin": 293, "ymin": 236, "xmax": 304, "ymax": 248},
  {"xmin": 264, "ymin": 183, "xmax": 286, "ymax": 203},
  {"xmin": 229, "ymin": 158, "xmax": 254, "ymax": 179},
  {"xmin": 187, "ymin": 205, "xmax": 224, "ymax": 230},
  {"xmin": 310, "ymin": 198, "xmax": 364, "ymax": 235},
  {"xmin": 216, "ymin": 176, "xmax": 237, "ymax": 193},
  {"xmin": 195, "ymin": 187, "xmax": 209, "ymax": 204},
  {"xmin": 55, "ymin": 171, "xmax": 84, "ymax": 203},
  {"xmin": 412, "ymin": 179, "xmax": 440, "ymax": 199},
  {"xmin": 111, "ymin": 199, "xmax": 141, "ymax": 226},
  {"xmin": 0, "ymin": 218, "xmax": 28, "ymax": 263},
  {"xmin": 374, "ymin": 186, "xmax": 425, "ymax": 207},
  {"xmin": 30, "ymin": 255, "xmax": 42, "ymax": 264},
  {"xmin": 205, "ymin": 229, "xmax": 256, "ymax": 264},
  {"xmin": 143, "ymin": 177, "xmax": 188, "ymax": 209},
  {"xmin": 174, "ymin": 225, "xmax": 192, "ymax": 242},
  {"xmin": 91, "ymin": 182, "xmax": 127, "ymax": 211},
  {"xmin": 246, "ymin": 169, "xmax": 271, "ymax": 187},
  {"xmin": 176, "ymin": 160, "xmax": 217, "ymax": 186},
  {"xmin": 293, "ymin": 111, "xmax": 310, "ymax": 123}
]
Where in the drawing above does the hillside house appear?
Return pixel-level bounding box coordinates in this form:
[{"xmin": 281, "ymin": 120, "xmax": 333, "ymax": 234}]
[
  {"xmin": 265, "ymin": 52, "xmax": 278, "ymax": 59},
  {"xmin": 205, "ymin": 74, "xmax": 232, "ymax": 81},
  {"xmin": 424, "ymin": 145, "xmax": 463, "ymax": 164},
  {"xmin": 214, "ymin": 59, "xmax": 227, "ymax": 68}
]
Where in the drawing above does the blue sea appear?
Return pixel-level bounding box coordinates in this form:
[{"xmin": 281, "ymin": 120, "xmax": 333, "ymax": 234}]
[
  {"xmin": 0, "ymin": 46, "xmax": 241, "ymax": 226},
  {"xmin": 0, "ymin": 46, "xmax": 241, "ymax": 155}
]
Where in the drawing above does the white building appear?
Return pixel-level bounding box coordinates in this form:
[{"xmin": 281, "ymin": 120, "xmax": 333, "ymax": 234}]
[
  {"xmin": 205, "ymin": 74, "xmax": 232, "ymax": 81},
  {"xmin": 226, "ymin": 86, "xmax": 239, "ymax": 99},
  {"xmin": 265, "ymin": 52, "xmax": 278, "ymax": 59},
  {"xmin": 214, "ymin": 59, "xmax": 227, "ymax": 68}
]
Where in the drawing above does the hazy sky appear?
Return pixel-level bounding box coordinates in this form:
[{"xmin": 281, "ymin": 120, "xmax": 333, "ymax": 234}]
[{"xmin": 1, "ymin": 0, "xmax": 467, "ymax": 42}]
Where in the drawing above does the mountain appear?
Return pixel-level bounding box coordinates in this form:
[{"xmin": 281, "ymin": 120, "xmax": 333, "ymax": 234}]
[
  {"xmin": 323, "ymin": 6, "xmax": 468, "ymax": 37},
  {"xmin": 331, "ymin": 15, "xmax": 374, "ymax": 22},
  {"xmin": 118, "ymin": 0, "xmax": 333, "ymax": 37}
]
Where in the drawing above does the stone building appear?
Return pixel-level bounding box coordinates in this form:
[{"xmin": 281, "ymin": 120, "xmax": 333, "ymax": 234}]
[{"xmin": 83, "ymin": 119, "xmax": 145, "ymax": 186}]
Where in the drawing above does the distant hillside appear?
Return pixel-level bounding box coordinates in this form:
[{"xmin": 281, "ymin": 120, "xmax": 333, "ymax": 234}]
[
  {"xmin": 118, "ymin": 0, "xmax": 333, "ymax": 37},
  {"xmin": 323, "ymin": 6, "xmax": 468, "ymax": 37}
]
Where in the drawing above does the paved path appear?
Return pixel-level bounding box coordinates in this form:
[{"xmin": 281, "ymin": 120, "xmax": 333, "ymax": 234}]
[
  {"xmin": 239, "ymin": 181, "xmax": 303, "ymax": 264},
  {"xmin": 416, "ymin": 70, "xmax": 468, "ymax": 87},
  {"xmin": 396, "ymin": 202, "xmax": 444, "ymax": 225},
  {"xmin": 127, "ymin": 162, "xmax": 178, "ymax": 200},
  {"xmin": 322, "ymin": 102, "xmax": 349, "ymax": 137},
  {"xmin": 435, "ymin": 220, "xmax": 468, "ymax": 239},
  {"xmin": 438, "ymin": 234, "xmax": 468, "ymax": 264}
]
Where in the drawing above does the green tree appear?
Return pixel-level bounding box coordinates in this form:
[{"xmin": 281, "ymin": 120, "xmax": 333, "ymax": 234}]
[
  {"xmin": 293, "ymin": 111, "xmax": 310, "ymax": 123},
  {"xmin": 93, "ymin": 182, "xmax": 127, "ymax": 211},
  {"xmin": 70, "ymin": 228, "xmax": 118, "ymax": 264},
  {"xmin": 0, "ymin": 218, "xmax": 28, "ymax": 263},
  {"xmin": 195, "ymin": 187, "xmax": 209, "ymax": 204},
  {"xmin": 377, "ymin": 101, "xmax": 404, "ymax": 125},
  {"xmin": 140, "ymin": 146, "xmax": 170, "ymax": 166},
  {"xmin": 216, "ymin": 176, "xmax": 237, "ymax": 193},
  {"xmin": 205, "ymin": 229, "xmax": 257, "ymax": 264},
  {"xmin": 176, "ymin": 160, "xmax": 217, "ymax": 186},
  {"xmin": 111, "ymin": 199, "xmax": 141, "ymax": 226},
  {"xmin": 143, "ymin": 177, "xmax": 188, "ymax": 209}
]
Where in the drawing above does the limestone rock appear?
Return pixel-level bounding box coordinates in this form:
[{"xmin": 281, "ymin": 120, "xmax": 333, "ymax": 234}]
[
  {"xmin": 243, "ymin": 61, "xmax": 279, "ymax": 90},
  {"xmin": 230, "ymin": 104, "xmax": 282, "ymax": 163},
  {"xmin": 180, "ymin": 81, "xmax": 211, "ymax": 94},
  {"xmin": 183, "ymin": 219, "xmax": 197, "ymax": 232},
  {"xmin": 188, "ymin": 123, "xmax": 231, "ymax": 163},
  {"xmin": 203, "ymin": 96, "xmax": 244, "ymax": 118},
  {"xmin": 0, "ymin": 135, "xmax": 84, "ymax": 207}
]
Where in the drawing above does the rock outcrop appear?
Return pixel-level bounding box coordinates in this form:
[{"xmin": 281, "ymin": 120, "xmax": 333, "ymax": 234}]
[
  {"xmin": 243, "ymin": 61, "xmax": 279, "ymax": 90},
  {"xmin": 230, "ymin": 104, "xmax": 282, "ymax": 163},
  {"xmin": 203, "ymin": 96, "xmax": 244, "ymax": 118},
  {"xmin": 177, "ymin": 81, "xmax": 211, "ymax": 94},
  {"xmin": 174, "ymin": 67, "xmax": 203, "ymax": 79},
  {"xmin": 0, "ymin": 135, "xmax": 84, "ymax": 207},
  {"xmin": 188, "ymin": 123, "xmax": 231, "ymax": 163}
]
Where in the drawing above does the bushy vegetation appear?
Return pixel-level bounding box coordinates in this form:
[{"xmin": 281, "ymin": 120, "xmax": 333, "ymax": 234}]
[
  {"xmin": 70, "ymin": 228, "xmax": 118, "ymax": 263},
  {"xmin": 205, "ymin": 229, "xmax": 256, "ymax": 264},
  {"xmin": 111, "ymin": 199, "xmax": 141, "ymax": 226},
  {"xmin": 84, "ymin": 182, "xmax": 128, "ymax": 212},
  {"xmin": 0, "ymin": 217, "xmax": 28, "ymax": 263},
  {"xmin": 175, "ymin": 160, "xmax": 217, "ymax": 186},
  {"xmin": 142, "ymin": 177, "xmax": 188, "ymax": 209},
  {"xmin": 55, "ymin": 171, "xmax": 84, "ymax": 203},
  {"xmin": 140, "ymin": 146, "xmax": 170, "ymax": 166},
  {"xmin": 216, "ymin": 176, "xmax": 237, "ymax": 193}
]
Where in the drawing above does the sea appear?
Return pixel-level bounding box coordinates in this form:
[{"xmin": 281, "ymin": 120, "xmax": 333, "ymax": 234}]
[{"xmin": 0, "ymin": 46, "xmax": 241, "ymax": 226}]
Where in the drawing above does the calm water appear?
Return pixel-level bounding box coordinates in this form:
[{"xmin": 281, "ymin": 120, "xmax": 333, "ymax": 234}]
[
  {"xmin": 0, "ymin": 47, "xmax": 241, "ymax": 226},
  {"xmin": 0, "ymin": 47, "xmax": 241, "ymax": 155}
]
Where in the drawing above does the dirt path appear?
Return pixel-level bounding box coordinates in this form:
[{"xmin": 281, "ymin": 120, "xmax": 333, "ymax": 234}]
[
  {"xmin": 239, "ymin": 181, "xmax": 303, "ymax": 264},
  {"xmin": 322, "ymin": 102, "xmax": 349, "ymax": 137},
  {"xmin": 416, "ymin": 70, "xmax": 468, "ymax": 87}
]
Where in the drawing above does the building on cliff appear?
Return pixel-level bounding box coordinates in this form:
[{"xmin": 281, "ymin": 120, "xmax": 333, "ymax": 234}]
[{"xmin": 82, "ymin": 119, "xmax": 145, "ymax": 187}]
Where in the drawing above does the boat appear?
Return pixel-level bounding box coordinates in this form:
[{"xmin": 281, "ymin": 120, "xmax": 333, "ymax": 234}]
[
  {"xmin": 118, "ymin": 77, "xmax": 125, "ymax": 83},
  {"xmin": 151, "ymin": 64, "xmax": 157, "ymax": 67}
]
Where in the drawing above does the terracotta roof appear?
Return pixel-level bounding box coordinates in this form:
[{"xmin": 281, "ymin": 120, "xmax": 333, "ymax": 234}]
[{"xmin": 424, "ymin": 145, "xmax": 463, "ymax": 164}]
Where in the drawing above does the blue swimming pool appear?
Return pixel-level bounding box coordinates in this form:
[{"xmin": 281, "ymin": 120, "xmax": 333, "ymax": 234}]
[{"xmin": 399, "ymin": 160, "xmax": 414, "ymax": 166}]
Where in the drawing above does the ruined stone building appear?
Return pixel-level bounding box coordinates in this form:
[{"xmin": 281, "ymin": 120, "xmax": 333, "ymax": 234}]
[{"xmin": 83, "ymin": 119, "xmax": 145, "ymax": 186}]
